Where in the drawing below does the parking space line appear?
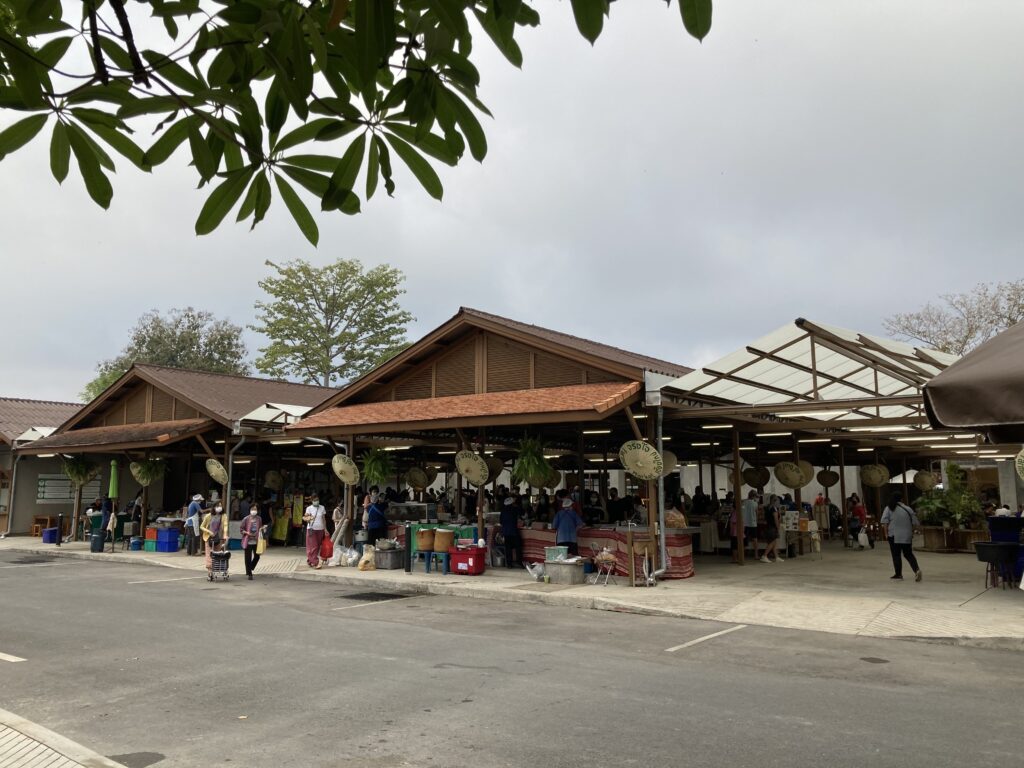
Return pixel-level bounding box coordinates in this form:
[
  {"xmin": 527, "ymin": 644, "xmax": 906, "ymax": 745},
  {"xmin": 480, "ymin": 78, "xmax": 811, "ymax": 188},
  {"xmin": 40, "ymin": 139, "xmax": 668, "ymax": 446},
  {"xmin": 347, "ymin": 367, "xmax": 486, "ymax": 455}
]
[
  {"xmin": 329, "ymin": 596, "xmax": 419, "ymax": 611},
  {"xmin": 127, "ymin": 576, "xmax": 206, "ymax": 585},
  {"xmin": 0, "ymin": 652, "xmax": 27, "ymax": 663},
  {"xmin": 665, "ymin": 624, "xmax": 747, "ymax": 652},
  {"xmin": 0, "ymin": 563, "xmax": 66, "ymax": 569}
]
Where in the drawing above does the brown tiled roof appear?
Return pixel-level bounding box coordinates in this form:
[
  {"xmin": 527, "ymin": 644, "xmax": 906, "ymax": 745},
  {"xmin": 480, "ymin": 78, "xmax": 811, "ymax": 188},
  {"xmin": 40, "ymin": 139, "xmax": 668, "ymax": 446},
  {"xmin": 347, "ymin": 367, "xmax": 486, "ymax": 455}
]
[
  {"xmin": 289, "ymin": 382, "xmax": 641, "ymax": 434},
  {"xmin": 134, "ymin": 365, "xmax": 340, "ymax": 424},
  {"xmin": 0, "ymin": 398, "xmax": 82, "ymax": 443},
  {"xmin": 18, "ymin": 418, "xmax": 214, "ymax": 454},
  {"xmin": 460, "ymin": 307, "xmax": 692, "ymax": 378}
]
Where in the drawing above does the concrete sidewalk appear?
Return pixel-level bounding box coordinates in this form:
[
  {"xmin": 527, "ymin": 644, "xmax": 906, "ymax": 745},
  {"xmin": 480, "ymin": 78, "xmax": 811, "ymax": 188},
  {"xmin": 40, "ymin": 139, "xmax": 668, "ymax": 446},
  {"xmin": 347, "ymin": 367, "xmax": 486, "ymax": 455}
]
[
  {"xmin": 0, "ymin": 707, "xmax": 127, "ymax": 768},
  {"xmin": 2, "ymin": 536, "xmax": 1022, "ymax": 650}
]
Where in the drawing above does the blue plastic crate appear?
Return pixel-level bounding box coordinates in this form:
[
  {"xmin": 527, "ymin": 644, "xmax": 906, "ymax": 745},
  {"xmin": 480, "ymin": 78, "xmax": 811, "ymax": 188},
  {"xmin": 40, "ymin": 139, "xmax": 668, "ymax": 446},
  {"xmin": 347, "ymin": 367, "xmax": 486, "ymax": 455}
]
[
  {"xmin": 227, "ymin": 538, "xmax": 242, "ymax": 551},
  {"xmin": 155, "ymin": 540, "xmax": 179, "ymax": 553},
  {"xmin": 156, "ymin": 528, "xmax": 178, "ymax": 542},
  {"xmin": 41, "ymin": 527, "xmax": 59, "ymax": 544}
]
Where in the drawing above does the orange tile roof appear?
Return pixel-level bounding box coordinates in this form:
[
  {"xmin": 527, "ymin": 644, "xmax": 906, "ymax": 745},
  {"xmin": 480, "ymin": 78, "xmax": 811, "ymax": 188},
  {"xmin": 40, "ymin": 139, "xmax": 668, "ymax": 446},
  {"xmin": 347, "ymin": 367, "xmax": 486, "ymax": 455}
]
[{"xmin": 289, "ymin": 382, "xmax": 641, "ymax": 434}]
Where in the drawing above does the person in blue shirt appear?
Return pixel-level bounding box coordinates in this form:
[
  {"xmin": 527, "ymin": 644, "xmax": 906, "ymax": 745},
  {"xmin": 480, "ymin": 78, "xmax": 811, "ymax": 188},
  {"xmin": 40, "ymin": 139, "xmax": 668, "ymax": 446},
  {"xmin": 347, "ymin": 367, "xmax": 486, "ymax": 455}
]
[
  {"xmin": 184, "ymin": 494, "xmax": 205, "ymax": 556},
  {"xmin": 366, "ymin": 497, "xmax": 389, "ymax": 546},
  {"xmin": 550, "ymin": 498, "xmax": 585, "ymax": 556}
]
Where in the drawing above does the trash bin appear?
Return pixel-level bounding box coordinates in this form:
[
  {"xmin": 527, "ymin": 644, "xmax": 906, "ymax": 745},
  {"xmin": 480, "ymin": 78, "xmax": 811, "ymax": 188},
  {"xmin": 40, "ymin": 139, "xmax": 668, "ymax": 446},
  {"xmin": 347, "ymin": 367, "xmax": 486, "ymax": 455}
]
[{"xmin": 90, "ymin": 532, "xmax": 104, "ymax": 553}]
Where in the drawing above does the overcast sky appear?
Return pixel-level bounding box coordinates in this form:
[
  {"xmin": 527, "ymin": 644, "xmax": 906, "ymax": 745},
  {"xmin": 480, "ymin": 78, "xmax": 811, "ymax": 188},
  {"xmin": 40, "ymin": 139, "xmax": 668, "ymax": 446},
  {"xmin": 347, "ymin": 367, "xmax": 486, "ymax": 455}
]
[{"xmin": 2, "ymin": 1, "xmax": 1022, "ymax": 402}]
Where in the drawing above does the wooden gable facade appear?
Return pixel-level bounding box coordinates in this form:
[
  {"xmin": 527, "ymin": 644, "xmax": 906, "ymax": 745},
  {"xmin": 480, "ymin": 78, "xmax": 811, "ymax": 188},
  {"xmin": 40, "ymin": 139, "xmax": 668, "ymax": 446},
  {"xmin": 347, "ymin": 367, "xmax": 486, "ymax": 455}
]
[
  {"xmin": 355, "ymin": 331, "xmax": 630, "ymax": 405},
  {"xmin": 77, "ymin": 380, "xmax": 203, "ymax": 429}
]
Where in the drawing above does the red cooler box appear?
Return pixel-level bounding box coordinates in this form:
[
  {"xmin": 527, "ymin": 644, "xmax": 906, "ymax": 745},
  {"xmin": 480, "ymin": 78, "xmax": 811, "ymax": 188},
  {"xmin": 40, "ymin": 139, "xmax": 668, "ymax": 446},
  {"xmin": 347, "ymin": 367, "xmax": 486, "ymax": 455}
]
[{"xmin": 449, "ymin": 546, "xmax": 487, "ymax": 575}]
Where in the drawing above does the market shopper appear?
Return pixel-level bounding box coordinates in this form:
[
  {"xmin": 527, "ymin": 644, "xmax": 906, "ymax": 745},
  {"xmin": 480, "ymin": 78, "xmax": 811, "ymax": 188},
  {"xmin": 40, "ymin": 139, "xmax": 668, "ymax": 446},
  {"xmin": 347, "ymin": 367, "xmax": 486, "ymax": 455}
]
[
  {"xmin": 200, "ymin": 502, "xmax": 226, "ymax": 575},
  {"xmin": 184, "ymin": 494, "xmax": 204, "ymax": 556},
  {"xmin": 881, "ymin": 493, "xmax": 922, "ymax": 582},
  {"xmin": 763, "ymin": 494, "xmax": 784, "ymax": 562},
  {"xmin": 848, "ymin": 493, "xmax": 871, "ymax": 549},
  {"xmin": 500, "ymin": 496, "xmax": 523, "ymax": 568},
  {"xmin": 741, "ymin": 490, "xmax": 763, "ymax": 562},
  {"xmin": 303, "ymin": 494, "xmax": 327, "ymax": 568},
  {"xmin": 551, "ymin": 498, "xmax": 585, "ymax": 556},
  {"xmin": 361, "ymin": 486, "xmax": 379, "ymax": 531},
  {"xmin": 240, "ymin": 505, "xmax": 263, "ymax": 580}
]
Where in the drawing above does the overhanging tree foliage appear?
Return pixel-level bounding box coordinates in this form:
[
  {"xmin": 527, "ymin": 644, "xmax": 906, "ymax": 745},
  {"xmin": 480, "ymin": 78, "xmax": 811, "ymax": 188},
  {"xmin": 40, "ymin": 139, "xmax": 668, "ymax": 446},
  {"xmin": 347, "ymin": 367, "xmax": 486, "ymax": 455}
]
[
  {"xmin": 252, "ymin": 257, "xmax": 412, "ymax": 386},
  {"xmin": 82, "ymin": 306, "xmax": 250, "ymax": 399},
  {"xmin": 0, "ymin": 0, "xmax": 711, "ymax": 245}
]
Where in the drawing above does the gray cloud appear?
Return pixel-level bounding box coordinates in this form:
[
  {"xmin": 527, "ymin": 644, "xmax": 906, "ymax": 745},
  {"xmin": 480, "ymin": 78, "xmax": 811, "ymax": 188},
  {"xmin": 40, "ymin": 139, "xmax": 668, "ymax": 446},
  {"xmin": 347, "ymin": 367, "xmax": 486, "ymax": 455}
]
[{"xmin": 1, "ymin": 1, "xmax": 1022, "ymax": 401}]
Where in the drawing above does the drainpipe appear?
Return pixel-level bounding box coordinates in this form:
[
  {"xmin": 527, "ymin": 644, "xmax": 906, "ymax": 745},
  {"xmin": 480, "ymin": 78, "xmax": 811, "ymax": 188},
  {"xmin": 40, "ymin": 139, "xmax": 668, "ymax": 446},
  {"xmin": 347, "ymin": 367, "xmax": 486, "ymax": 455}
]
[
  {"xmin": 652, "ymin": 405, "xmax": 668, "ymax": 580},
  {"xmin": 2, "ymin": 454, "xmax": 22, "ymax": 538},
  {"xmin": 226, "ymin": 436, "xmax": 247, "ymax": 509}
]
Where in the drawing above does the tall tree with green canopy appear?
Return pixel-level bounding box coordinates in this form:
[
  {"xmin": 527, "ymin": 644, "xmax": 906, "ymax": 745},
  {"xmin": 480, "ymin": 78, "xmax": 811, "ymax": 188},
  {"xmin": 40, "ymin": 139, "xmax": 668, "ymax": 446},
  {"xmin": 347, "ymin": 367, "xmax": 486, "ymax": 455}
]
[
  {"xmin": 82, "ymin": 306, "xmax": 250, "ymax": 400},
  {"xmin": 252, "ymin": 258, "xmax": 413, "ymax": 387},
  {"xmin": 0, "ymin": 0, "xmax": 711, "ymax": 245}
]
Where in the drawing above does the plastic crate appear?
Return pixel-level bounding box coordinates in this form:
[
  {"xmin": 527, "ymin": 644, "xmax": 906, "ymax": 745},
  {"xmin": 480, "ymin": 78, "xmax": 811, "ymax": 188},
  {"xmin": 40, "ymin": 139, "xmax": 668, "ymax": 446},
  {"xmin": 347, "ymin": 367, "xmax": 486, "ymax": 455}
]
[
  {"xmin": 227, "ymin": 538, "xmax": 242, "ymax": 551},
  {"xmin": 41, "ymin": 527, "xmax": 59, "ymax": 544},
  {"xmin": 545, "ymin": 546, "xmax": 569, "ymax": 562},
  {"xmin": 144, "ymin": 540, "xmax": 157, "ymax": 552},
  {"xmin": 155, "ymin": 540, "xmax": 178, "ymax": 553},
  {"xmin": 448, "ymin": 546, "xmax": 486, "ymax": 575},
  {"xmin": 156, "ymin": 528, "xmax": 178, "ymax": 543},
  {"xmin": 144, "ymin": 527, "xmax": 158, "ymax": 541}
]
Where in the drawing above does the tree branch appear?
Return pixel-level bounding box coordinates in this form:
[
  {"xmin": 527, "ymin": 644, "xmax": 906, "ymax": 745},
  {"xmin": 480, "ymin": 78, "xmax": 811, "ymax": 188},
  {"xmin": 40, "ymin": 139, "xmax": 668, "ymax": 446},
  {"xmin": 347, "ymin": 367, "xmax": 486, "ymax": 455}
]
[
  {"xmin": 107, "ymin": 0, "xmax": 151, "ymax": 86},
  {"xmin": 86, "ymin": 0, "xmax": 110, "ymax": 85}
]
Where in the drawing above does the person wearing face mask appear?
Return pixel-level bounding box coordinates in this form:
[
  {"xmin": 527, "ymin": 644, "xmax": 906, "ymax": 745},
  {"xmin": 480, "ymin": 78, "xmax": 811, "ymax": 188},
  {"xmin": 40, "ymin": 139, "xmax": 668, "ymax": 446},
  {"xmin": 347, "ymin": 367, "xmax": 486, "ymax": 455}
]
[
  {"xmin": 200, "ymin": 501, "xmax": 226, "ymax": 575},
  {"xmin": 303, "ymin": 494, "xmax": 327, "ymax": 569},
  {"xmin": 240, "ymin": 503, "xmax": 264, "ymax": 580}
]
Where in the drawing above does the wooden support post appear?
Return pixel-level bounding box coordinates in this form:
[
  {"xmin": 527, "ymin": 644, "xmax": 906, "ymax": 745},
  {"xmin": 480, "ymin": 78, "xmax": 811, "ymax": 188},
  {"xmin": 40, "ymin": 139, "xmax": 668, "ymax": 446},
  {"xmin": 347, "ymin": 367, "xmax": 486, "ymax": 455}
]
[
  {"xmin": 839, "ymin": 445, "xmax": 849, "ymax": 548},
  {"xmin": 625, "ymin": 408, "xmax": 644, "ymax": 441},
  {"xmin": 733, "ymin": 429, "xmax": 744, "ymax": 565},
  {"xmin": 901, "ymin": 457, "xmax": 909, "ymax": 503},
  {"xmin": 344, "ymin": 437, "xmax": 355, "ymax": 547},
  {"xmin": 794, "ymin": 436, "xmax": 803, "ymax": 555},
  {"xmin": 195, "ymin": 433, "xmax": 217, "ymax": 462}
]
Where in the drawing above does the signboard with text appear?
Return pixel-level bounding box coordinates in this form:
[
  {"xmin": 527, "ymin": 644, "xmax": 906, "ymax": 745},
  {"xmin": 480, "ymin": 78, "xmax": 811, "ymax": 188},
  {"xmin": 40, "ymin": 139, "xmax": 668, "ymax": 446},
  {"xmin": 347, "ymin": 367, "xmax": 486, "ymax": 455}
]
[{"xmin": 36, "ymin": 474, "xmax": 102, "ymax": 505}]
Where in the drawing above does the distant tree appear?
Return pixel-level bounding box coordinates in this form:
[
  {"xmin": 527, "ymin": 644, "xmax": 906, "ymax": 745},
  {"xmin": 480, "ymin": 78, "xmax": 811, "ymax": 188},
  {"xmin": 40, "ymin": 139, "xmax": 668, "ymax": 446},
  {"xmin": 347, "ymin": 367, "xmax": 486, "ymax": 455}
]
[
  {"xmin": 82, "ymin": 307, "xmax": 250, "ymax": 400},
  {"xmin": 252, "ymin": 258, "xmax": 412, "ymax": 387},
  {"xmin": 883, "ymin": 280, "xmax": 1024, "ymax": 356}
]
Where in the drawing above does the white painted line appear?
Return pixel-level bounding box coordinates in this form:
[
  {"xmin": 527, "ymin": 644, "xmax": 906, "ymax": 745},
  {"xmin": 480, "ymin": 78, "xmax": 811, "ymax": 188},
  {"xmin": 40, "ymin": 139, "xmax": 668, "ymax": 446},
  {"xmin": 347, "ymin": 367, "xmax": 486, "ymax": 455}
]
[
  {"xmin": 329, "ymin": 596, "xmax": 418, "ymax": 611},
  {"xmin": 0, "ymin": 563, "xmax": 66, "ymax": 569},
  {"xmin": 128, "ymin": 576, "xmax": 205, "ymax": 585},
  {"xmin": 665, "ymin": 624, "xmax": 748, "ymax": 652},
  {"xmin": 0, "ymin": 652, "xmax": 27, "ymax": 663}
]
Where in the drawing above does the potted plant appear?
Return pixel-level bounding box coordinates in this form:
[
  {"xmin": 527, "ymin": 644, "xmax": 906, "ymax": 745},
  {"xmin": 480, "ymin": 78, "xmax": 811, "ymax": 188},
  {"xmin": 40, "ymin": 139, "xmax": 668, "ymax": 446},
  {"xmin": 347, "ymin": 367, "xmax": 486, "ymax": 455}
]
[
  {"xmin": 61, "ymin": 456, "xmax": 100, "ymax": 541},
  {"xmin": 511, "ymin": 437, "xmax": 552, "ymax": 489},
  {"xmin": 360, "ymin": 448, "xmax": 395, "ymax": 488},
  {"xmin": 914, "ymin": 490, "xmax": 953, "ymax": 552}
]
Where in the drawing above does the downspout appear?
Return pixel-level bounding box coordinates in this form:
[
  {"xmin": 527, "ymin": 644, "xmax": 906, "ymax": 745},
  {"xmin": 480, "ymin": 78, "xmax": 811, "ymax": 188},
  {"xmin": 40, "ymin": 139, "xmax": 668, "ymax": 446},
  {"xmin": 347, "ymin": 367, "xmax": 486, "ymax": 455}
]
[
  {"xmin": 653, "ymin": 405, "xmax": 668, "ymax": 580},
  {"xmin": 226, "ymin": 436, "xmax": 247, "ymax": 508},
  {"xmin": 2, "ymin": 453, "xmax": 22, "ymax": 538}
]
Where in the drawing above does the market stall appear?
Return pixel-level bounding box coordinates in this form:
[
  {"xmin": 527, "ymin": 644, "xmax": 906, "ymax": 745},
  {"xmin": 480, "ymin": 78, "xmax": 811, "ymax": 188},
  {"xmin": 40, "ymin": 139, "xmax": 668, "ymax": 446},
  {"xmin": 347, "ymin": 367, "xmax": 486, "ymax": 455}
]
[{"xmin": 519, "ymin": 525, "xmax": 696, "ymax": 579}]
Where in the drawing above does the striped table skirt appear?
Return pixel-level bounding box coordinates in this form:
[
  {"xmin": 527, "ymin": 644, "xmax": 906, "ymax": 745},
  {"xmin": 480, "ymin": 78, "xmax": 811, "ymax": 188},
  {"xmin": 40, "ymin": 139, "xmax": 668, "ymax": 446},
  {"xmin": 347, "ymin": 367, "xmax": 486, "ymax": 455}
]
[{"xmin": 519, "ymin": 528, "xmax": 694, "ymax": 579}]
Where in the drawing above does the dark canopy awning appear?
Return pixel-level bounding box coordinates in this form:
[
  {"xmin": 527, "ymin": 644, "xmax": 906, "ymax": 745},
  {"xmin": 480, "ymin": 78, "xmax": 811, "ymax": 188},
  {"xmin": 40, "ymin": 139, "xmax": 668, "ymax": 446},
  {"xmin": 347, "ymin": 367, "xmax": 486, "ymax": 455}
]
[{"xmin": 923, "ymin": 321, "xmax": 1024, "ymax": 443}]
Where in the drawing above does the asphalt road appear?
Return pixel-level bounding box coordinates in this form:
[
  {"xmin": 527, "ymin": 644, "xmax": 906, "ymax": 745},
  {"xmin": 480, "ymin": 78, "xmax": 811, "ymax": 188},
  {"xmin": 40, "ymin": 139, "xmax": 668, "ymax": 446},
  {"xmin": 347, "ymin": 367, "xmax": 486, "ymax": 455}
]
[{"xmin": 1, "ymin": 550, "xmax": 1021, "ymax": 768}]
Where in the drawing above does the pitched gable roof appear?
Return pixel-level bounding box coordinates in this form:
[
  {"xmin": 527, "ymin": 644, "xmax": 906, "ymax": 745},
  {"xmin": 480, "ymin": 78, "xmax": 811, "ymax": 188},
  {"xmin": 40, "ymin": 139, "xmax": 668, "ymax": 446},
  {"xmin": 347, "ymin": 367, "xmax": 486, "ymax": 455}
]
[
  {"xmin": 62, "ymin": 364, "xmax": 340, "ymax": 431},
  {"xmin": 458, "ymin": 307, "xmax": 690, "ymax": 379},
  {"xmin": 0, "ymin": 398, "xmax": 82, "ymax": 444},
  {"xmin": 315, "ymin": 306, "xmax": 691, "ymax": 411}
]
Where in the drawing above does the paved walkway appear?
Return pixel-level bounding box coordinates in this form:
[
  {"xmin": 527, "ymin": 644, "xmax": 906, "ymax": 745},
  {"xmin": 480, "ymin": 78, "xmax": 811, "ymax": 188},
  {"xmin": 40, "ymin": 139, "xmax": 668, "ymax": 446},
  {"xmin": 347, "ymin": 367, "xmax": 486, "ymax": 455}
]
[
  {"xmin": 0, "ymin": 708, "xmax": 126, "ymax": 768},
  {"xmin": 2, "ymin": 537, "xmax": 1022, "ymax": 649}
]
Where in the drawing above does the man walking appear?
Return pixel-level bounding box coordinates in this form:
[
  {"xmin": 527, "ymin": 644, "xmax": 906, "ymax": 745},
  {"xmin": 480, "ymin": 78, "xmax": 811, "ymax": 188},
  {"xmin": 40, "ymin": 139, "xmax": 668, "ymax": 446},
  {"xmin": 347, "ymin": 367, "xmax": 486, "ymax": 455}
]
[
  {"xmin": 881, "ymin": 492, "xmax": 922, "ymax": 582},
  {"xmin": 184, "ymin": 494, "xmax": 205, "ymax": 556}
]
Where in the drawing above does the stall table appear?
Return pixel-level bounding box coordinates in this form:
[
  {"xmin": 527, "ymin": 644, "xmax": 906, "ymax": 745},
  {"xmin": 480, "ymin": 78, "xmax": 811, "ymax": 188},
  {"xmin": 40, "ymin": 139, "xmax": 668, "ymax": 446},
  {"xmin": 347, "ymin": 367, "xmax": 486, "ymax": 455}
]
[{"xmin": 520, "ymin": 526, "xmax": 695, "ymax": 579}]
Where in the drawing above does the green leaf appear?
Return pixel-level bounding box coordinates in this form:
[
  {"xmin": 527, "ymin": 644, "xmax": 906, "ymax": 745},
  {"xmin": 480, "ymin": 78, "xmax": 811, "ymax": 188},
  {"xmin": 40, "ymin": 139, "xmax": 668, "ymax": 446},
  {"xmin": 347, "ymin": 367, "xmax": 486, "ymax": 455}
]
[
  {"xmin": 438, "ymin": 87, "xmax": 487, "ymax": 162},
  {"xmin": 383, "ymin": 123, "xmax": 458, "ymax": 166},
  {"xmin": 569, "ymin": 0, "xmax": 607, "ymax": 44},
  {"xmin": 383, "ymin": 131, "xmax": 443, "ymax": 200},
  {"xmin": 252, "ymin": 172, "xmax": 272, "ymax": 225},
  {"xmin": 74, "ymin": 127, "xmax": 116, "ymax": 171},
  {"xmin": 66, "ymin": 124, "xmax": 113, "ymax": 209},
  {"xmin": 315, "ymin": 120, "xmax": 360, "ymax": 142},
  {"xmin": 325, "ymin": 132, "xmax": 366, "ymax": 201},
  {"xmin": 82, "ymin": 123, "xmax": 150, "ymax": 171},
  {"xmin": 474, "ymin": 7, "xmax": 522, "ymax": 68},
  {"xmin": 430, "ymin": 0, "xmax": 470, "ymax": 45},
  {"xmin": 275, "ymin": 175, "xmax": 319, "ymax": 246},
  {"xmin": 237, "ymin": 172, "xmax": 261, "ymax": 221},
  {"xmin": 374, "ymin": 134, "xmax": 395, "ymax": 197},
  {"xmin": 117, "ymin": 97, "xmax": 181, "ymax": 119},
  {"xmin": 97, "ymin": 37, "xmax": 134, "ymax": 71},
  {"xmin": 4, "ymin": 43, "xmax": 45, "ymax": 109},
  {"xmin": 281, "ymin": 154, "xmax": 339, "ymax": 172},
  {"xmin": 69, "ymin": 107, "xmax": 122, "ymax": 130},
  {"xmin": 142, "ymin": 50, "xmax": 205, "ymax": 93},
  {"xmin": 49, "ymin": 120, "xmax": 69, "ymax": 183},
  {"xmin": 218, "ymin": 2, "xmax": 262, "ymax": 23},
  {"xmin": 195, "ymin": 167, "xmax": 255, "ymax": 235},
  {"xmin": 188, "ymin": 119, "xmax": 217, "ymax": 181},
  {"xmin": 143, "ymin": 118, "xmax": 191, "ymax": 166},
  {"xmin": 366, "ymin": 135, "xmax": 379, "ymax": 200},
  {"xmin": 36, "ymin": 35, "xmax": 73, "ymax": 68},
  {"xmin": 0, "ymin": 113, "xmax": 47, "ymax": 155},
  {"xmin": 274, "ymin": 118, "xmax": 338, "ymax": 153},
  {"xmin": 280, "ymin": 165, "xmax": 330, "ymax": 197},
  {"xmin": 265, "ymin": 79, "xmax": 288, "ymax": 138},
  {"xmin": 679, "ymin": 0, "xmax": 712, "ymax": 41}
]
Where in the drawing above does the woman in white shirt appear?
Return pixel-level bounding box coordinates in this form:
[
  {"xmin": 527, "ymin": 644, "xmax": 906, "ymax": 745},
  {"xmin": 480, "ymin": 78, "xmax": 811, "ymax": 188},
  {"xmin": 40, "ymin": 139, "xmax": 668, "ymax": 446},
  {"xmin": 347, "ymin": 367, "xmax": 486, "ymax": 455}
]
[{"xmin": 303, "ymin": 494, "xmax": 327, "ymax": 569}]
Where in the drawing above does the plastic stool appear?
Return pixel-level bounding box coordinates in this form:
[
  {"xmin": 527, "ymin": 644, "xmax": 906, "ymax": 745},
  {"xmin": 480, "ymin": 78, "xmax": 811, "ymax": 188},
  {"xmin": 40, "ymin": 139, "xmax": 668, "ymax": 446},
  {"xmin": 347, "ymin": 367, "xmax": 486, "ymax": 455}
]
[{"xmin": 424, "ymin": 551, "xmax": 449, "ymax": 575}]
